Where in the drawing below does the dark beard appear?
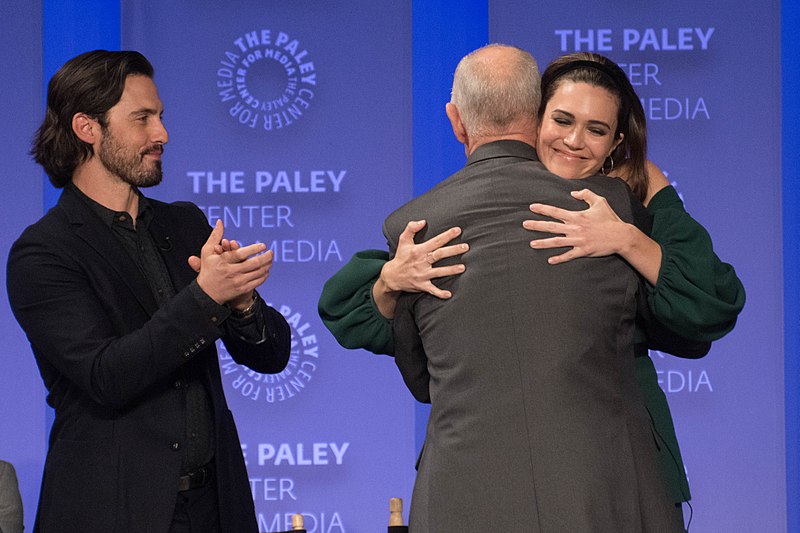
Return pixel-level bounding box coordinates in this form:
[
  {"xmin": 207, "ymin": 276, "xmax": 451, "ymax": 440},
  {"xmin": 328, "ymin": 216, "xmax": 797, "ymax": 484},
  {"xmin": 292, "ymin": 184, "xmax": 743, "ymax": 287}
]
[{"xmin": 98, "ymin": 129, "xmax": 163, "ymax": 188}]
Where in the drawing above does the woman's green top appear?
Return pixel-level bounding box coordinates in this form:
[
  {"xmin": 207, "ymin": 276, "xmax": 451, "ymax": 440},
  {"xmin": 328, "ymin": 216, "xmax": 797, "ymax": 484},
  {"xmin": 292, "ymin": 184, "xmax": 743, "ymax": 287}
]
[{"xmin": 317, "ymin": 185, "xmax": 745, "ymax": 504}]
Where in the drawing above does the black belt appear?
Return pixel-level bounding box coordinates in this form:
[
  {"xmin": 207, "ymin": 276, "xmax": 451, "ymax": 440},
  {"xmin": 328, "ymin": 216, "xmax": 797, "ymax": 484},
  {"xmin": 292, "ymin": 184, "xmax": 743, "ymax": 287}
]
[{"xmin": 178, "ymin": 463, "xmax": 214, "ymax": 492}]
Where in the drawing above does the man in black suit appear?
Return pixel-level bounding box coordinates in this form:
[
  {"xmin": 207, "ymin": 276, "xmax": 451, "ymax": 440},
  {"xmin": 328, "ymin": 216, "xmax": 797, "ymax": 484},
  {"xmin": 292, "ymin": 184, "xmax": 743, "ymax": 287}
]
[
  {"xmin": 6, "ymin": 50, "xmax": 291, "ymax": 533},
  {"xmin": 383, "ymin": 44, "xmax": 679, "ymax": 532}
]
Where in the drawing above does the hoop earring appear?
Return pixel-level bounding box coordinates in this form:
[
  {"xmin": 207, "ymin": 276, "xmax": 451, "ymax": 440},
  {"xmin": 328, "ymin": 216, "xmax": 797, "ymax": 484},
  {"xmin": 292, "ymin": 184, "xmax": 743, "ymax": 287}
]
[{"xmin": 601, "ymin": 155, "xmax": 614, "ymax": 175}]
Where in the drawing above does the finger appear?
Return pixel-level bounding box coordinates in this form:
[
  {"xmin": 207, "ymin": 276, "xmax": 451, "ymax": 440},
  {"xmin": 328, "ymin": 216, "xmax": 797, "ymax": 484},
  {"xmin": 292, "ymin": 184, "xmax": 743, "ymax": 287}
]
[
  {"xmin": 422, "ymin": 282, "xmax": 452, "ymax": 300},
  {"xmin": 229, "ymin": 242, "xmax": 268, "ymax": 261},
  {"xmin": 529, "ymin": 236, "xmax": 572, "ymax": 250},
  {"xmin": 217, "ymin": 240, "xmax": 240, "ymax": 255},
  {"xmin": 223, "ymin": 256, "xmax": 271, "ymax": 286},
  {"xmin": 226, "ymin": 276, "xmax": 269, "ymax": 298},
  {"xmin": 257, "ymin": 249, "xmax": 275, "ymax": 272},
  {"xmin": 226, "ymin": 253, "xmax": 270, "ymax": 276},
  {"xmin": 203, "ymin": 220, "xmax": 224, "ymax": 253},
  {"xmin": 219, "ymin": 239, "xmax": 238, "ymax": 252},
  {"xmin": 236, "ymin": 248, "xmax": 275, "ymax": 275},
  {"xmin": 570, "ymin": 188, "xmax": 602, "ymax": 205},
  {"xmin": 529, "ymin": 203, "xmax": 573, "ymax": 221},
  {"xmin": 522, "ymin": 220, "xmax": 568, "ymax": 234},
  {"xmin": 398, "ymin": 220, "xmax": 427, "ymax": 246},
  {"xmin": 229, "ymin": 240, "xmax": 241, "ymax": 251},
  {"xmin": 547, "ymin": 248, "xmax": 584, "ymax": 264},
  {"xmin": 236, "ymin": 267, "xmax": 270, "ymax": 288},
  {"xmin": 421, "ymin": 226, "xmax": 462, "ymax": 252},
  {"xmin": 241, "ymin": 255, "xmax": 274, "ymax": 286},
  {"xmin": 435, "ymin": 242, "xmax": 469, "ymax": 260},
  {"xmin": 187, "ymin": 255, "xmax": 201, "ymax": 273},
  {"xmin": 428, "ymin": 264, "xmax": 466, "ymax": 279}
]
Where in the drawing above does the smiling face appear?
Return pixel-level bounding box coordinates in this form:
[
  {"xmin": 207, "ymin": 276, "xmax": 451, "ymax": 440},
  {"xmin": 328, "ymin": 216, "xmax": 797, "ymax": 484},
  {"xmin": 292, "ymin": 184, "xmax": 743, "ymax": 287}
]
[
  {"xmin": 536, "ymin": 81, "xmax": 623, "ymax": 179},
  {"xmin": 96, "ymin": 75, "xmax": 168, "ymax": 187}
]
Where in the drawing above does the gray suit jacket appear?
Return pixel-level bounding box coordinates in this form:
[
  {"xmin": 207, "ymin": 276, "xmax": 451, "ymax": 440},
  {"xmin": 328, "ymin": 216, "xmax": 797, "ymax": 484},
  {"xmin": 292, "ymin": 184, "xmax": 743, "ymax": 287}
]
[
  {"xmin": 0, "ymin": 460, "xmax": 23, "ymax": 533},
  {"xmin": 384, "ymin": 140, "xmax": 678, "ymax": 532}
]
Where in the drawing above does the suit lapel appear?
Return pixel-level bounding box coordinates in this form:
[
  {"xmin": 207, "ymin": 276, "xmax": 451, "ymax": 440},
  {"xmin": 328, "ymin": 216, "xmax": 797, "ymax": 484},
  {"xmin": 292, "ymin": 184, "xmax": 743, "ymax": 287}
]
[
  {"xmin": 148, "ymin": 204, "xmax": 217, "ymax": 384},
  {"xmin": 148, "ymin": 203, "xmax": 199, "ymax": 292},
  {"xmin": 58, "ymin": 186, "xmax": 159, "ymax": 315}
]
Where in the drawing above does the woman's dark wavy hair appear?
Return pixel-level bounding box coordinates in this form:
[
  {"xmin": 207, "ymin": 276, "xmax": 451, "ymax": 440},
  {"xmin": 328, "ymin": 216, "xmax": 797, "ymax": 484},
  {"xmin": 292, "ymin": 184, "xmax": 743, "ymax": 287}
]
[
  {"xmin": 31, "ymin": 50, "xmax": 154, "ymax": 187},
  {"xmin": 539, "ymin": 52, "xmax": 649, "ymax": 202}
]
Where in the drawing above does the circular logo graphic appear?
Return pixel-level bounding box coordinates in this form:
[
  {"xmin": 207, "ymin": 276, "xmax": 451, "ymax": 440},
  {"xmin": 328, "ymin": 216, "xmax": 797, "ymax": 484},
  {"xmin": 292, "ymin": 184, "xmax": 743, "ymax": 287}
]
[
  {"xmin": 220, "ymin": 303, "xmax": 319, "ymax": 402},
  {"xmin": 217, "ymin": 29, "xmax": 317, "ymax": 132}
]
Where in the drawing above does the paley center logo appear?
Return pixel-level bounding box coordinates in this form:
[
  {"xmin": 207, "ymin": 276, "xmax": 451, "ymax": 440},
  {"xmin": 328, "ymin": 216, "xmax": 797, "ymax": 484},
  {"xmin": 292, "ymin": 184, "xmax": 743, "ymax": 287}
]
[
  {"xmin": 217, "ymin": 29, "xmax": 317, "ymax": 132},
  {"xmin": 219, "ymin": 303, "xmax": 320, "ymax": 402}
]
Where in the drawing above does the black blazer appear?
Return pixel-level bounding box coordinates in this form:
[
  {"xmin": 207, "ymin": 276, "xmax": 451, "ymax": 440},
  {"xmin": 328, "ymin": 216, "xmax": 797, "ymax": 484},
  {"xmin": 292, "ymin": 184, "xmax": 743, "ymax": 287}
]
[{"xmin": 7, "ymin": 185, "xmax": 290, "ymax": 533}]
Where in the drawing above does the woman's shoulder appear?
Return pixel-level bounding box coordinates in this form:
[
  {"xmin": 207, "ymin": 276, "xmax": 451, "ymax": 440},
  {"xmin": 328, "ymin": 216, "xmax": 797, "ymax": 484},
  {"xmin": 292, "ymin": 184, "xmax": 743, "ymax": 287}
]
[{"xmin": 647, "ymin": 184, "xmax": 683, "ymax": 213}]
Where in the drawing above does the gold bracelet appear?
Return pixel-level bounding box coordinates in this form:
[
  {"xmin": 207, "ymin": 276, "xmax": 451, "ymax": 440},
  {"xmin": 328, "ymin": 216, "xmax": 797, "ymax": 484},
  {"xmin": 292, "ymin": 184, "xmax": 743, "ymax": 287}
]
[{"xmin": 230, "ymin": 294, "xmax": 258, "ymax": 319}]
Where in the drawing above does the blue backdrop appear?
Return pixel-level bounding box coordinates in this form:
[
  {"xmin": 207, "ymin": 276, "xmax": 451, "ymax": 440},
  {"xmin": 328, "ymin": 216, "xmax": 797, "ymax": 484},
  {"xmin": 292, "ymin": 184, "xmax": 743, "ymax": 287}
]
[
  {"xmin": 0, "ymin": 2, "xmax": 796, "ymax": 532},
  {"xmin": 122, "ymin": 3, "xmax": 416, "ymax": 529},
  {"xmin": 491, "ymin": 3, "xmax": 783, "ymax": 531}
]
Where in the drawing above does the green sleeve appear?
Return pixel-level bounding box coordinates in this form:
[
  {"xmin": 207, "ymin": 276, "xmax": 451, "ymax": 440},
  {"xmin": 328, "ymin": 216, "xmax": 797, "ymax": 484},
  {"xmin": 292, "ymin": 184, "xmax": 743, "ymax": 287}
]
[
  {"xmin": 317, "ymin": 249, "xmax": 395, "ymax": 355},
  {"xmin": 647, "ymin": 186, "xmax": 746, "ymax": 341}
]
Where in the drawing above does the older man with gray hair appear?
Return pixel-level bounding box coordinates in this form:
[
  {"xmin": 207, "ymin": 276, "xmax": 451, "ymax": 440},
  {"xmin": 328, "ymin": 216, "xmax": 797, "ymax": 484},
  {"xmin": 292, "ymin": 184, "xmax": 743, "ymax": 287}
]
[{"xmin": 380, "ymin": 44, "xmax": 678, "ymax": 532}]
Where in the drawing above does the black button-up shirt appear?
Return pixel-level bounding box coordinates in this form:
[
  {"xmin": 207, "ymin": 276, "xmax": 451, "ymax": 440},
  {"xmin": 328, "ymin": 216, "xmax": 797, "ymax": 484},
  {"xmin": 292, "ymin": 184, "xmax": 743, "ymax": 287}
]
[{"xmin": 70, "ymin": 183, "xmax": 227, "ymax": 474}]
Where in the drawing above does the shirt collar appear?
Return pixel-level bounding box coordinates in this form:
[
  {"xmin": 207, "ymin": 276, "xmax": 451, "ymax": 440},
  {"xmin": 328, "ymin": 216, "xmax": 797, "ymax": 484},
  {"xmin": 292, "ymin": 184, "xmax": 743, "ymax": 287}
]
[{"xmin": 67, "ymin": 181, "xmax": 152, "ymax": 228}]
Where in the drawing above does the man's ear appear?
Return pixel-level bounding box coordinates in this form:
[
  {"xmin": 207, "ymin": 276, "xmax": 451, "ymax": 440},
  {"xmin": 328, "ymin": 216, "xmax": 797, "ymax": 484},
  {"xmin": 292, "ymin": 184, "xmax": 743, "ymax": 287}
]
[
  {"xmin": 72, "ymin": 113, "xmax": 99, "ymax": 145},
  {"xmin": 446, "ymin": 103, "xmax": 468, "ymax": 145}
]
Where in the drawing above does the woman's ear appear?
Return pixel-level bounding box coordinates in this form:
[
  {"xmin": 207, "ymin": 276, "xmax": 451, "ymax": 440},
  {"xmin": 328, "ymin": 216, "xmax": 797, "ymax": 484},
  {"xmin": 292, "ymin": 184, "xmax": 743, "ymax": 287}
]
[{"xmin": 611, "ymin": 132, "xmax": 625, "ymax": 154}]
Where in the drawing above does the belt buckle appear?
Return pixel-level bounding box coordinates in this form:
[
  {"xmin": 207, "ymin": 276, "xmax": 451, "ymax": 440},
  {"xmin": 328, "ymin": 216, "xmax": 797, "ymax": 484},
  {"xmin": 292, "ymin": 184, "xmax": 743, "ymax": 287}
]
[{"xmin": 178, "ymin": 464, "xmax": 212, "ymax": 491}]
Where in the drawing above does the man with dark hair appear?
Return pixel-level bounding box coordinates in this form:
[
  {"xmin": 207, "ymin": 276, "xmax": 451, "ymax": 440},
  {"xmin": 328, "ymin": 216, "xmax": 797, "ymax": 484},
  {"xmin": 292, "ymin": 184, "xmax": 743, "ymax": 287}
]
[
  {"xmin": 31, "ymin": 50, "xmax": 156, "ymax": 188},
  {"xmin": 7, "ymin": 49, "xmax": 291, "ymax": 532}
]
